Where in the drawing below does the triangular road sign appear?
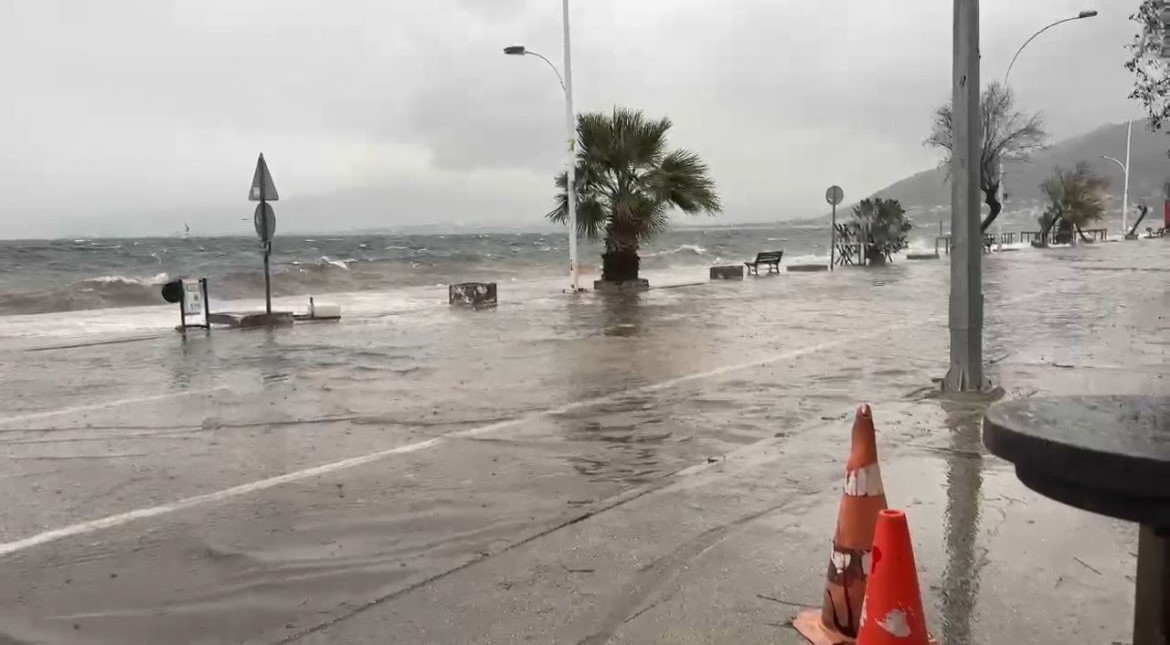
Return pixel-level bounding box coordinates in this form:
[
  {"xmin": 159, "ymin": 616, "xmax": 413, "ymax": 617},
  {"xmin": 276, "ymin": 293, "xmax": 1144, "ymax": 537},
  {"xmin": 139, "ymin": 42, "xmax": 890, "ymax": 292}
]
[{"xmin": 249, "ymin": 153, "xmax": 279, "ymax": 201}]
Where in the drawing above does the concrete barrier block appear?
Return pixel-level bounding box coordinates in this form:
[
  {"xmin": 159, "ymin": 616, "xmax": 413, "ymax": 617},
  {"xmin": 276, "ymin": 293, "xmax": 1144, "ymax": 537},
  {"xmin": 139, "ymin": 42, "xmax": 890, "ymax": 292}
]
[
  {"xmin": 594, "ymin": 279, "xmax": 650, "ymax": 292},
  {"xmin": 207, "ymin": 312, "xmax": 294, "ymax": 328},
  {"xmin": 709, "ymin": 265, "xmax": 744, "ymax": 280},
  {"xmin": 787, "ymin": 264, "xmax": 828, "ymax": 272},
  {"xmin": 449, "ymin": 283, "xmax": 498, "ymax": 308}
]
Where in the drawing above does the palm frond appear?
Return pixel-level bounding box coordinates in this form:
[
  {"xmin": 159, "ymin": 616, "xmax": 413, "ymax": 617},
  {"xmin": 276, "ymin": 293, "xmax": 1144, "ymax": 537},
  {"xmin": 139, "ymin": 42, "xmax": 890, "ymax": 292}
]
[
  {"xmin": 549, "ymin": 106, "xmax": 719, "ymax": 255},
  {"xmin": 547, "ymin": 167, "xmax": 609, "ymax": 240},
  {"xmin": 1041, "ymin": 163, "xmax": 1110, "ymax": 229},
  {"xmin": 648, "ymin": 150, "xmax": 722, "ymax": 215}
]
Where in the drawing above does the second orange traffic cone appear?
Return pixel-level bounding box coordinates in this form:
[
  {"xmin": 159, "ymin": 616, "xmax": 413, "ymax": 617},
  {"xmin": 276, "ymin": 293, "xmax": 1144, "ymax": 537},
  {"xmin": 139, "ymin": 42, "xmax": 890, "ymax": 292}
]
[
  {"xmin": 856, "ymin": 509, "xmax": 931, "ymax": 644},
  {"xmin": 794, "ymin": 405, "xmax": 888, "ymax": 644}
]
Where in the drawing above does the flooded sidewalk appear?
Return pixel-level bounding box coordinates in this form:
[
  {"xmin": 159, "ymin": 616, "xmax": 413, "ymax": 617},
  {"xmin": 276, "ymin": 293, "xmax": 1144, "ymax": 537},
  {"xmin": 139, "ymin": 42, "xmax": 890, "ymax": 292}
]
[{"xmin": 0, "ymin": 241, "xmax": 1164, "ymax": 644}]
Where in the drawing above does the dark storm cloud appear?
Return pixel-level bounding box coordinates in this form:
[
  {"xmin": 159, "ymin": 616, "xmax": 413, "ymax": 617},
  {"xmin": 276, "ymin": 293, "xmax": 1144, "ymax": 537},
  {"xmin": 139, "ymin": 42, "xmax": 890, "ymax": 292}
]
[{"xmin": 0, "ymin": 0, "xmax": 1136, "ymax": 237}]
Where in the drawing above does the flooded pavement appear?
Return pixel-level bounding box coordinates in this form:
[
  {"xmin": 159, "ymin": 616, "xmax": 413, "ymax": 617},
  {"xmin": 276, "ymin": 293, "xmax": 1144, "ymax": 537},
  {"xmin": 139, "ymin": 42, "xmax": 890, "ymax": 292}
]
[{"xmin": 0, "ymin": 242, "xmax": 1165, "ymax": 644}]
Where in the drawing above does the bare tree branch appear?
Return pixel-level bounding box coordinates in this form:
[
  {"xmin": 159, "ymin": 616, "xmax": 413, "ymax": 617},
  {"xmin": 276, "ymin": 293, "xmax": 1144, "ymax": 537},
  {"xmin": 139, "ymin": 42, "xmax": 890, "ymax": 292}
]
[{"xmin": 924, "ymin": 82, "xmax": 1049, "ymax": 231}]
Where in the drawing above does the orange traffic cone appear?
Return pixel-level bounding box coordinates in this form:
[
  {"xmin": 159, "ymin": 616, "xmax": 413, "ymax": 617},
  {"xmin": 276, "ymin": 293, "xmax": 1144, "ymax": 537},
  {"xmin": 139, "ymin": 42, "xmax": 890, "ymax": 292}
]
[
  {"xmin": 856, "ymin": 510, "xmax": 930, "ymax": 645},
  {"xmin": 794, "ymin": 405, "xmax": 888, "ymax": 644}
]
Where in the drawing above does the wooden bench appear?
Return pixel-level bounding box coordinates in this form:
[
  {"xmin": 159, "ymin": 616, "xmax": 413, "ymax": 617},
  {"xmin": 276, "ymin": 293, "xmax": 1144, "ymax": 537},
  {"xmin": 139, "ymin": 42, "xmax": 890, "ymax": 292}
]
[{"xmin": 744, "ymin": 251, "xmax": 783, "ymax": 275}]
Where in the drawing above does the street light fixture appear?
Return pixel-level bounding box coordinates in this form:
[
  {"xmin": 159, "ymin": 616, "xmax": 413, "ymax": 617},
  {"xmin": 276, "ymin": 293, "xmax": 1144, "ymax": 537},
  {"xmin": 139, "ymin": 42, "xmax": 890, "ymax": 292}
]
[
  {"xmin": 502, "ymin": 44, "xmax": 565, "ymax": 91},
  {"xmin": 503, "ymin": 0, "xmax": 580, "ymax": 293},
  {"xmin": 1005, "ymin": 10, "xmax": 1099, "ymax": 85}
]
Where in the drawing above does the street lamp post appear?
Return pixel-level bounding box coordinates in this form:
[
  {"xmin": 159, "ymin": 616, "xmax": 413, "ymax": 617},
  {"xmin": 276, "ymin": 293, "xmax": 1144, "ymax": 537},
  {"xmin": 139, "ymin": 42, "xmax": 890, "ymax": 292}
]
[
  {"xmin": 504, "ymin": 0, "xmax": 580, "ymax": 293},
  {"xmin": 1101, "ymin": 120, "xmax": 1134, "ymax": 237},
  {"xmin": 999, "ymin": 10, "xmax": 1098, "ymax": 249}
]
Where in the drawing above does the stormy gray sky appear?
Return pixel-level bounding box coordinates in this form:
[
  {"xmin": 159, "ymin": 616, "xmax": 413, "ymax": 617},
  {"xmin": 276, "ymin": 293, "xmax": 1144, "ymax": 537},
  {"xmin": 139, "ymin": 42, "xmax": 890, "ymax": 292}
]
[{"xmin": 0, "ymin": 0, "xmax": 1138, "ymax": 238}]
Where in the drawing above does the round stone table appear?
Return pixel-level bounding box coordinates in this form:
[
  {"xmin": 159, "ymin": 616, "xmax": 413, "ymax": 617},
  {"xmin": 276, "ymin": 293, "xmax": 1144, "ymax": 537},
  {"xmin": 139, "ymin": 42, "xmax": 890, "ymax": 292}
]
[{"xmin": 984, "ymin": 396, "xmax": 1169, "ymax": 645}]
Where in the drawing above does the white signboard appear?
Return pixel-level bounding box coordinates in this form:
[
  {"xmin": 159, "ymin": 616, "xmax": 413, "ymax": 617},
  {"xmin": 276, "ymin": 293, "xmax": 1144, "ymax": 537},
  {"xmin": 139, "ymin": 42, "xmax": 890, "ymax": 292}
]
[{"xmin": 183, "ymin": 279, "xmax": 204, "ymax": 316}]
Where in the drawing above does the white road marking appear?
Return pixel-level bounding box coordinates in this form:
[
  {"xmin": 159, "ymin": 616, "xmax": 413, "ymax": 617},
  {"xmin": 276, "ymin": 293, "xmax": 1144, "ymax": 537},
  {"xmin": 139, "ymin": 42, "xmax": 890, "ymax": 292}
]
[
  {"xmin": 0, "ymin": 318, "xmax": 936, "ymax": 558},
  {"xmin": 0, "ymin": 387, "xmax": 228, "ymax": 426}
]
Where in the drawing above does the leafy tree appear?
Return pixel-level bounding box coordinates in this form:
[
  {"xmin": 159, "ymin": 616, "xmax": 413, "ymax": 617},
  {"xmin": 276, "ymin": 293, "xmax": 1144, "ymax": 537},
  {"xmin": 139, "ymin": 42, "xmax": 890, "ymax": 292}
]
[
  {"xmin": 925, "ymin": 82, "xmax": 1048, "ymax": 232},
  {"xmin": 852, "ymin": 198, "xmax": 911, "ymax": 264},
  {"xmin": 1038, "ymin": 163, "xmax": 1109, "ymax": 244},
  {"xmin": 548, "ymin": 108, "xmax": 720, "ymax": 283},
  {"xmin": 1125, "ymin": 2, "xmax": 1170, "ymax": 132}
]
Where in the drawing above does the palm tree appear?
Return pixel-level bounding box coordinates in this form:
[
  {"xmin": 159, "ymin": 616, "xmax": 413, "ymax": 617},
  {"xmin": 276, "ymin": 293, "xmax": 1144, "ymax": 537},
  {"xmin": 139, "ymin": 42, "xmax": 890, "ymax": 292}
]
[
  {"xmin": 1039, "ymin": 162, "xmax": 1109, "ymax": 244},
  {"xmin": 548, "ymin": 108, "xmax": 720, "ymax": 285}
]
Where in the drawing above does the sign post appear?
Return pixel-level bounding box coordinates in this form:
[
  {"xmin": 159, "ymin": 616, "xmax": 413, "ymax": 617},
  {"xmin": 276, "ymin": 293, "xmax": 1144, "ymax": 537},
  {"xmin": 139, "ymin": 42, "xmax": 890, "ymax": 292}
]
[
  {"xmin": 163, "ymin": 278, "xmax": 210, "ymax": 333},
  {"xmin": 826, "ymin": 185, "xmax": 844, "ymax": 271},
  {"xmin": 249, "ymin": 153, "xmax": 279, "ymax": 315}
]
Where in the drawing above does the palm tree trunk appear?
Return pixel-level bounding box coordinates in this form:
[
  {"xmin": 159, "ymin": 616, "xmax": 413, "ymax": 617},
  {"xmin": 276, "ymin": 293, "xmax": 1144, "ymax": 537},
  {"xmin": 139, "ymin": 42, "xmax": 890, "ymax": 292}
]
[
  {"xmin": 980, "ymin": 183, "xmax": 1001, "ymax": 233},
  {"xmin": 602, "ymin": 225, "xmax": 640, "ymax": 282}
]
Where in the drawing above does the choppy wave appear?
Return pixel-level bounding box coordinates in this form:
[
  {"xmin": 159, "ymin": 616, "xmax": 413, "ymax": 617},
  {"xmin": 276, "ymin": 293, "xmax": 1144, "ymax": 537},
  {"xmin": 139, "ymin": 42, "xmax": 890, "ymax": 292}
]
[
  {"xmin": 644, "ymin": 244, "xmax": 706, "ymax": 258},
  {"xmin": 0, "ymin": 273, "xmax": 171, "ymax": 316}
]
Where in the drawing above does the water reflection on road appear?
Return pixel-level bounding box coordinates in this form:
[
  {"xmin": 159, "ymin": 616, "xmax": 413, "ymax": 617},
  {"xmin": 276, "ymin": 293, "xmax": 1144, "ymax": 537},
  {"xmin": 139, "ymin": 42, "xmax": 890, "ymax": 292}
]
[{"xmin": 938, "ymin": 397, "xmax": 986, "ymax": 645}]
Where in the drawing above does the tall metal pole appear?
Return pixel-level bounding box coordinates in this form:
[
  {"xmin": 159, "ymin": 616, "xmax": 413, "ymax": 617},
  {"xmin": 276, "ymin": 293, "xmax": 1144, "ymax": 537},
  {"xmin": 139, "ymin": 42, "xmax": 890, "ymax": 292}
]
[
  {"xmin": 945, "ymin": 0, "xmax": 985, "ymax": 392},
  {"xmin": 263, "ymin": 239, "xmax": 271, "ymax": 316},
  {"xmin": 1103, "ymin": 153, "xmax": 1130, "ymax": 236},
  {"xmin": 562, "ymin": 0, "xmax": 579, "ymax": 292},
  {"xmin": 1123, "ymin": 119, "xmax": 1133, "ymax": 236},
  {"xmin": 829, "ymin": 203, "xmax": 837, "ymax": 272},
  {"xmin": 260, "ymin": 183, "xmax": 272, "ymax": 315}
]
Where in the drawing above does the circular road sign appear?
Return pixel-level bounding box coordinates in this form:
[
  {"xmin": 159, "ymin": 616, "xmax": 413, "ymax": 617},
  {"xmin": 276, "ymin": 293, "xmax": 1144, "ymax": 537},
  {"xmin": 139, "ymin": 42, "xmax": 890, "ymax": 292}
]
[
  {"xmin": 826, "ymin": 185, "xmax": 845, "ymax": 206},
  {"xmin": 254, "ymin": 202, "xmax": 276, "ymax": 242}
]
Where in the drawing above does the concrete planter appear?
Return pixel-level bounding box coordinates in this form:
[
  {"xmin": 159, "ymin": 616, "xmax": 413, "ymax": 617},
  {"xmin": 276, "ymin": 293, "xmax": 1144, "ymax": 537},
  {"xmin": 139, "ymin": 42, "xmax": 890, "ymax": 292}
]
[
  {"xmin": 449, "ymin": 282, "xmax": 498, "ymax": 308},
  {"xmin": 594, "ymin": 279, "xmax": 650, "ymax": 292},
  {"xmin": 709, "ymin": 265, "xmax": 744, "ymax": 280}
]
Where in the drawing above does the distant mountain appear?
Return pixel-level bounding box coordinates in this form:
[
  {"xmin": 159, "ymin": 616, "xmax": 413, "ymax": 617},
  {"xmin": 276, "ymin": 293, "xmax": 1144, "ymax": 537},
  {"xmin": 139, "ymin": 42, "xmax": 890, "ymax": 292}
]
[{"xmin": 872, "ymin": 118, "xmax": 1170, "ymax": 226}]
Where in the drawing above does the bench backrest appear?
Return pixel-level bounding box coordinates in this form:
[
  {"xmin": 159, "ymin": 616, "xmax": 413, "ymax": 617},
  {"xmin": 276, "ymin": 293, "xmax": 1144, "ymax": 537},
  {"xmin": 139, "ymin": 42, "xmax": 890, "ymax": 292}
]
[{"xmin": 754, "ymin": 251, "xmax": 784, "ymax": 262}]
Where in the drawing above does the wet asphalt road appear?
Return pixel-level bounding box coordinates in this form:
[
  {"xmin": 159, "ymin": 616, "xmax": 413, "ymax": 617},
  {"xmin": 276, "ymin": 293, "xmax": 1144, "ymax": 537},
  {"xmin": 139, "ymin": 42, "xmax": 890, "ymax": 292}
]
[{"xmin": 0, "ymin": 242, "xmax": 1165, "ymax": 644}]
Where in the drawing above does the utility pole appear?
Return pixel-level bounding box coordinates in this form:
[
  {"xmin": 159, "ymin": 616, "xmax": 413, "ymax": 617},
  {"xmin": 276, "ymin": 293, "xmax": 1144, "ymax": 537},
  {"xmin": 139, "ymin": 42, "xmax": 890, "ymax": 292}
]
[
  {"xmin": 562, "ymin": 0, "xmax": 579, "ymax": 292},
  {"xmin": 944, "ymin": 0, "xmax": 987, "ymax": 392}
]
